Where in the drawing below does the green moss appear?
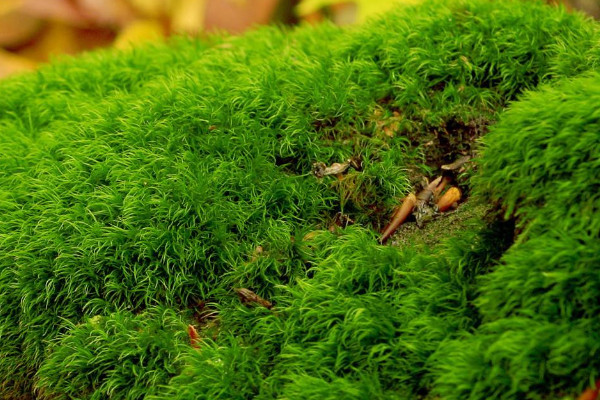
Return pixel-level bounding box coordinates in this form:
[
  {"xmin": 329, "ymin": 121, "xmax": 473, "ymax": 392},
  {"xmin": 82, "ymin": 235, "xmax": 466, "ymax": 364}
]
[
  {"xmin": 386, "ymin": 200, "xmax": 493, "ymax": 248},
  {"xmin": 158, "ymin": 223, "xmax": 511, "ymax": 399},
  {"xmin": 0, "ymin": 0, "xmax": 599, "ymax": 398},
  {"xmin": 431, "ymin": 72, "xmax": 600, "ymax": 400},
  {"xmin": 35, "ymin": 307, "xmax": 188, "ymax": 399}
]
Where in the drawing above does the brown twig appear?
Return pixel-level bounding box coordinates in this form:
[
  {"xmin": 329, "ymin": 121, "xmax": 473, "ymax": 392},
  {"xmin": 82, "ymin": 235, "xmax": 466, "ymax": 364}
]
[
  {"xmin": 416, "ymin": 176, "xmax": 443, "ymax": 206},
  {"xmin": 432, "ymin": 176, "xmax": 451, "ymax": 200}
]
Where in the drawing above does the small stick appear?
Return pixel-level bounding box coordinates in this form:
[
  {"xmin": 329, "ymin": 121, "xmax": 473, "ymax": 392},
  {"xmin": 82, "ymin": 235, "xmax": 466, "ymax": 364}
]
[
  {"xmin": 416, "ymin": 176, "xmax": 443, "ymax": 205},
  {"xmin": 432, "ymin": 176, "xmax": 451, "ymax": 200},
  {"xmin": 380, "ymin": 193, "xmax": 417, "ymax": 244}
]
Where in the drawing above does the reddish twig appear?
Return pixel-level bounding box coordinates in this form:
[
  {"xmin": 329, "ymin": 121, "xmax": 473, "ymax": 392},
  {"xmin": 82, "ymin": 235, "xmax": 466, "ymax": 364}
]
[{"xmin": 187, "ymin": 324, "xmax": 201, "ymax": 349}]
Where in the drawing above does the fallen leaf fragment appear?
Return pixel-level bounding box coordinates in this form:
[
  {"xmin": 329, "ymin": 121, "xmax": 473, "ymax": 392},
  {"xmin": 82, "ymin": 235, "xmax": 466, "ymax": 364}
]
[
  {"xmin": 380, "ymin": 193, "xmax": 416, "ymax": 244},
  {"xmin": 441, "ymin": 155, "xmax": 471, "ymax": 171},
  {"xmin": 437, "ymin": 186, "xmax": 461, "ymax": 212},
  {"xmin": 235, "ymin": 288, "xmax": 273, "ymax": 309},
  {"xmin": 312, "ymin": 161, "xmax": 350, "ymax": 178}
]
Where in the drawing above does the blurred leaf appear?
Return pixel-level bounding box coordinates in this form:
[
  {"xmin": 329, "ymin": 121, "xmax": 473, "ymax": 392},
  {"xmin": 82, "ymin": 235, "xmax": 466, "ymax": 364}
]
[
  {"xmin": 296, "ymin": 0, "xmax": 423, "ymax": 24},
  {"xmin": 114, "ymin": 19, "xmax": 165, "ymax": 49},
  {"xmin": 0, "ymin": 48, "xmax": 36, "ymax": 78}
]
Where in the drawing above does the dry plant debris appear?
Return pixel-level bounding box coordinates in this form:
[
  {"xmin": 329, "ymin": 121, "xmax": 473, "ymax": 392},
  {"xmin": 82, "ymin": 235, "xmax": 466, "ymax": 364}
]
[
  {"xmin": 312, "ymin": 156, "xmax": 361, "ymax": 178},
  {"xmin": 578, "ymin": 379, "xmax": 600, "ymax": 400},
  {"xmin": 234, "ymin": 288, "xmax": 273, "ymax": 309},
  {"xmin": 380, "ymin": 159, "xmax": 467, "ymax": 244},
  {"xmin": 2, "ymin": 1, "xmax": 600, "ymax": 398}
]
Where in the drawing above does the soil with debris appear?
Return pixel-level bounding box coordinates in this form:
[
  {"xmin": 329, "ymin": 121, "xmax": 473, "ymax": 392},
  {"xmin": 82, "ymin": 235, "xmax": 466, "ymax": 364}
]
[{"xmin": 389, "ymin": 201, "xmax": 490, "ymax": 248}]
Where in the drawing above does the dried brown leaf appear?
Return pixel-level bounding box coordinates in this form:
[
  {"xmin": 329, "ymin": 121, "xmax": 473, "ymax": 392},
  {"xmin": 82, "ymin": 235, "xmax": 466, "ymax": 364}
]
[
  {"xmin": 234, "ymin": 288, "xmax": 273, "ymax": 309},
  {"xmin": 187, "ymin": 324, "xmax": 201, "ymax": 349}
]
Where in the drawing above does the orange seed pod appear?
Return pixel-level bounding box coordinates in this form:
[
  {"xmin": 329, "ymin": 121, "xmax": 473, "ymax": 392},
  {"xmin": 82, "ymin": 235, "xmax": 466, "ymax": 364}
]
[{"xmin": 437, "ymin": 187, "xmax": 461, "ymax": 212}]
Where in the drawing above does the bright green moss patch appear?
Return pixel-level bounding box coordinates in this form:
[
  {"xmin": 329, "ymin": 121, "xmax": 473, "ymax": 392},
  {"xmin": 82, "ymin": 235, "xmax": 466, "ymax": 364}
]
[
  {"xmin": 0, "ymin": 0, "xmax": 599, "ymax": 399},
  {"xmin": 36, "ymin": 307, "xmax": 188, "ymax": 399}
]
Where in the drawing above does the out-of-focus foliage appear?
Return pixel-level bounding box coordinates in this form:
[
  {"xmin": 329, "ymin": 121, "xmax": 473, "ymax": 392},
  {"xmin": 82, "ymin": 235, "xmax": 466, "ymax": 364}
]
[
  {"xmin": 296, "ymin": 0, "xmax": 600, "ymax": 24},
  {"xmin": 296, "ymin": 0, "xmax": 422, "ymax": 24},
  {"xmin": 0, "ymin": 0, "xmax": 284, "ymax": 79}
]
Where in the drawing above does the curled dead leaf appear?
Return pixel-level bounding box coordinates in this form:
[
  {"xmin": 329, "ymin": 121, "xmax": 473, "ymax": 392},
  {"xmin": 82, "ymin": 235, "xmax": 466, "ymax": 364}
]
[
  {"xmin": 312, "ymin": 161, "xmax": 350, "ymax": 178},
  {"xmin": 313, "ymin": 156, "xmax": 361, "ymax": 179}
]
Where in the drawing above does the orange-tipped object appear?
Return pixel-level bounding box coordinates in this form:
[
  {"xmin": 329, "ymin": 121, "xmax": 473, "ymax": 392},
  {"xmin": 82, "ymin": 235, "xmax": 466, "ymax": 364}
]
[
  {"xmin": 380, "ymin": 193, "xmax": 416, "ymax": 244},
  {"xmin": 437, "ymin": 187, "xmax": 461, "ymax": 212},
  {"xmin": 578, "ymin": 379, "xmax": 600, "ymax": 400},
  {"xmin": 188, "ymin": 324, "xmax": 201, "ymax": 349}
]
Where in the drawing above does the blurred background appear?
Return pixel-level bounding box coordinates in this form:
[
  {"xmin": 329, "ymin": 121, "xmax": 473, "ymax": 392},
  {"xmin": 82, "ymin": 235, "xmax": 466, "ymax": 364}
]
[{"xmin": 1, "ymin": 0, "xmax": 599, "ymax": 79}]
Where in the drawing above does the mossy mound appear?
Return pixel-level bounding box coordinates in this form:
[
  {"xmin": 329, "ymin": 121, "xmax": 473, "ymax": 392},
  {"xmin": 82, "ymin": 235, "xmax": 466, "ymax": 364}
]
[
  {"xmin": 0, "ymin": 0, "xmax": 599, "ymax": 399},
  {"xmin": 431, "ymin": 72, "xmax": 600, "ymax": 400}
]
